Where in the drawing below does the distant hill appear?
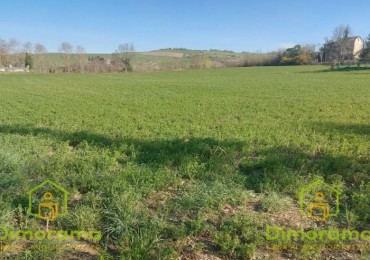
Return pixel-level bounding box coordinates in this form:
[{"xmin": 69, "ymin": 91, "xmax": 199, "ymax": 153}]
[
  {"xmin": 4, "ymin": 49, "xmax": 273, "ymax": 72},
  {"xmin": 17, "ymin": 49, "xmax": 244, "ymax": 72}
]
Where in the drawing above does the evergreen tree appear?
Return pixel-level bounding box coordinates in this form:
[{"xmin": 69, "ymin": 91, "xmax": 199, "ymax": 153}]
[
  {"xmin": 25, "ymin": 52, "xmax": 33, "ymax": 70},
  {"xmin": 360, "ymin": 35, "xmax": 370, "ymax": 64}
]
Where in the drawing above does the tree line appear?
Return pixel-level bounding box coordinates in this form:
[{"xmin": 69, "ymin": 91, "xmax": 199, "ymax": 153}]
[
  {"xmin": 321, "ymin": 25, "xmax": 370, "ymax": 68},
  {"xmin": 0, "ymin": 39, "xmax": 135, "ymax": 73},
  {"xmin": 1, "ymin": 26, "xmax": 370, "ymax": 72},
  {"xmin": 238, "ymin": 25, "xmax": 370, "ymax": 68},
  {"xmin": 55, "ymin": 42, "xmax": 135, "ymax": 73},
  {"xmin": 0, "ymin": 39, "xmax": 47, "ymax": 71}
]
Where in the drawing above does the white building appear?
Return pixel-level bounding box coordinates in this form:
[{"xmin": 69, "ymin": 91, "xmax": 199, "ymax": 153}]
[
  {"xmin": 350, "ymin": 36, "xmax": 364, "ymax": 59},
  {"xmin": 322, "ymin": 36, "xmax": 364, "ymax": 62}
]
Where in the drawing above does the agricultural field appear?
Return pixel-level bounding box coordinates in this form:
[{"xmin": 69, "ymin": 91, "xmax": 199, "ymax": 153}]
[{"xmin": 0, "ymin": 66, "xmax": 369, "ymax": 259}]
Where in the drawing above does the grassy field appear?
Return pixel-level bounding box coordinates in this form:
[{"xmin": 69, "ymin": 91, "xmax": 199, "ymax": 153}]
[{"xmin": 0, "ymin": 66, "xmax": 369, "ymax": 259}]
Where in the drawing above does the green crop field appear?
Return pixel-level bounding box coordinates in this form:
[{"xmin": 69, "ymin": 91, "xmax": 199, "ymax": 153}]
[{"xmin": 0, "ymin": 66, "xmax": 369, "ymax": 259}]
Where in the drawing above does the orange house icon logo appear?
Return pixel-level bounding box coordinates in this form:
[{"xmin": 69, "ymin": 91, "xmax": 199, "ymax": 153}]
[
  {"xmin": 27, "ymin": 180, "xmax": 69, "ymax": 221},
  {"xmin": 299, "ymin": 180, "xmax": 340, "ymax": 221}
]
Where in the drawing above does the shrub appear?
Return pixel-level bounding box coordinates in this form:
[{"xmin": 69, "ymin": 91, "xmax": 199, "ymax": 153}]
[
  {"xmin": 25, "ymin": 53, "xmax": 33, "ymax": 69},
  {"xmin": 351, "ymin": 182, "xmax": 370, "ymax": 223}
]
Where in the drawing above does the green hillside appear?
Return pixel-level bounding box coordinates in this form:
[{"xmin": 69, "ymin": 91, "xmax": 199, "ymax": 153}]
[{"xmin": 24, "ymin": 49, "xmax": 245, "ymax": 72}]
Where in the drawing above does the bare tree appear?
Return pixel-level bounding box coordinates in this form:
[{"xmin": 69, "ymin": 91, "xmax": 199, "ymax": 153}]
[
  {"xmin": 34, "ymin": 43, "xmax": 48, "ymax": 72},
  {"xmin": 331, "ymin": 25, "xmax": 352, "ymax": 65},
  {"xmin": 23, "ymin": 42, "xmax": 33, "ymax": 53},
  {"xmin": 0, "ymin": 38, "xmax": 10, "ymax": 66},
  {"xmin": 76, "ymin": 45, "xmax": 86, "ymax": 73},
  {"xmin": 22, "ymin": 42, "xmax": 34, "ymax": 69},
  {"xmin": 59, "ymin": 42, "xmax": 73, "ymax": 73},
  {"xmin": 114, "ymin": 43, "xmax": 135, "ymax": 72},
  {"xmin": 8, "ymin": 38, "xmax": 23, "ymax": 66}
]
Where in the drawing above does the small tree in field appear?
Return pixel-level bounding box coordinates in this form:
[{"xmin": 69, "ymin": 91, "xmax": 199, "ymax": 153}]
[
  {"xmin": 331, "ymin": 25, "xmax": 352, "ymax": 66},
  {"xmin": 114, "ymin": 43, "xmax": 135, "ymax": 72},
  {"xmin": 0, "ymin": 38, "xmax": 9, "ymax": 66},
  {"xmin": 25, "ymin": 52, "xmax": 33, "ymax": 69},
  {"xmin": 34, "ymin": 43, "xmax": 47, "ymax": 72},
  {"xmin": 59, "ymin": 42, "xmax": 73, "ymax": 73},
  {"xmin": 360, "ymin": 34, "xmax": 370, "ymax": 66},
  {"xmin": 76, "ymin": 45, "xmax": 86, "ymax": 72}
]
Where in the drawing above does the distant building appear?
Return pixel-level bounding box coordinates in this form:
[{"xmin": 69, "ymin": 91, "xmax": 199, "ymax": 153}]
[
  {"xmin": 88, "ymin": 56, "xmax": 111, "ymax": 65},
  {"xmin": 351, "ymin": 36, "xmax": 364, "ymax": 59},
  {"xmin": 321, "ymin": 36, "xmax": 363, "ymax": 62},
  {"xmin": 0, "ymin": 64, "xmax": 30, "ymax": 73}
]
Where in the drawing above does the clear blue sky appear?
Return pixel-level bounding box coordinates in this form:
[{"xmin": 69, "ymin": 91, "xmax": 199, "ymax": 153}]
[{"xmin": 1, "ymin": 0, "xmax": 369, "ymax": 53}]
